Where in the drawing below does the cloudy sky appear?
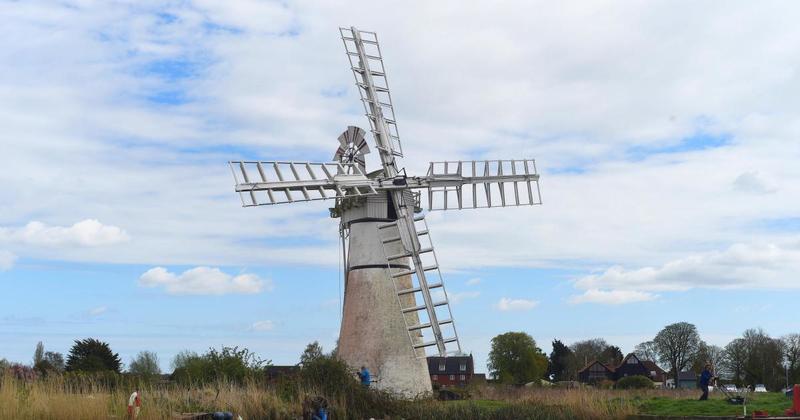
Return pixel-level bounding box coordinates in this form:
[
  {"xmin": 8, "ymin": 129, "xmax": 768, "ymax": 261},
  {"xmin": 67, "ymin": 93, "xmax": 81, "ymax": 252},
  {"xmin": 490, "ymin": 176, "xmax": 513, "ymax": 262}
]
[{"xmin": 2, "ymin": 0, "xmax": 799, "ymax": 371}]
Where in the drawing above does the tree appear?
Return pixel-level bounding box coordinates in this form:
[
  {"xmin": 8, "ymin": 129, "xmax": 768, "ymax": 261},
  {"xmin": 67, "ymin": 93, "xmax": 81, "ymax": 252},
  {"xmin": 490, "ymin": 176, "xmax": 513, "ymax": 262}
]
[
  {"xmin": 65, "ymin": 338, "xmax": 122, "ymax": 373},
  {"xmin": 692, "ymin": 342, "xmax": 725, "ymax": 375},
  {"xmin": 33, "ymin": 341, "xmax": 44, "ymax": 366},
  {"xmin": 783, "ymin": 334, "xmax": 800, "ymax": 386},
  {"xmin": 548, "ymin": 339, "xmax": 575, "ymax": 382},
  {"xmin": 171, "ymin": 346, "xmax": 269, "ymax": 385},
  {"xmin": 35, "ymin": 351, "xmax": 65, "ymax": 375},
  {"xmin": 570, "ymin": 338, "xmax": 609, "ymax": 368},
  {"xmin": 300, "ymin": 341, "xmax": 324, "ymax": 366},
  {"xmin": 488, "ymin": 332, "xmax": 548, "ymax": 385},
  {"xmin": 634, "ymin": 341, "xmax": 660, "ymax": 364},
  {"xmin": 129, "ymin": 351, "xmax": 161, "ymax": 378},
  {"xmin": 723, "ymin": 338, "xmax": 748, "ymax": 386},
  {"xmin": 739, "ymin": 328, "xmax": 784, "ymax": 390},
  {"xmin": 653, "ymin": 322, "xmax": 701, "ymax": 386},
  {"xmin": 44, "ymin": 352, "xmax": 65, "ymax": 372},
  {"xmin": 599, "ymin": 345, "xmax": 624, "ymax": 367}
]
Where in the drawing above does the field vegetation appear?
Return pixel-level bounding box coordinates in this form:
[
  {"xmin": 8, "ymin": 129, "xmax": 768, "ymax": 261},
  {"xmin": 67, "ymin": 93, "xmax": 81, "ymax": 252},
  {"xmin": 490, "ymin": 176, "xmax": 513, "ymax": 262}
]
[{"xmin": 3, "ymin": 361, "xmax": 792, "ymax": 420}]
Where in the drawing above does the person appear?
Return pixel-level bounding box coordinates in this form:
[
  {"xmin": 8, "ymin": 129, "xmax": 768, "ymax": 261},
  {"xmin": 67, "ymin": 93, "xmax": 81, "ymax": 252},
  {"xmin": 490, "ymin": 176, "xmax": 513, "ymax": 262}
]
[
  {"xmin": 699, "ymin": 363, "xmax": 714, "ymax": 401},
  {"xmin": 127, "ymin": 388, "xmax": 142, "ymax": 418},
  {"xmin": 358, "ymin": 365, "xmax": 371, "ymax": 387}
]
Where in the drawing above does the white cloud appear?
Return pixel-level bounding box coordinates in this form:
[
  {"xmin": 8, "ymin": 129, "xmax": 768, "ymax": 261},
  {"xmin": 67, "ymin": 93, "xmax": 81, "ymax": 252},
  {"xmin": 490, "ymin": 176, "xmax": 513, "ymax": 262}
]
[
  {"xmin": 0, "ymin": 220, "xmax": 129, "ymax": 247},
  {"xmin": 138, "ymin": 266, "xmax": 269, "ymax": 295},
  {"xmin": 495, "ymin": 297, "xmax": 539, "ymax": 311},
  {"xmin": 733, "ymin": 171, "xmax": 776, "ymax": 194},
  {"xmin": 251, "ymin": 320, "xmax": 274, "ymax": 331},
  {"xmin": 0, "ymin": 250, "xmax": 16, "ymax": 271},
  {"xmin": 449, "ymin": 291, "xmax": 480, "ymax": 304},
  {"xmin": 1, "ymin": 0, "xmax": 799, "ymax": 294},
  {"xmin": 568, "ymin": 289, "xmax": 657, "ymax": 305},
  {"xmin": 466, "ymin": 278, "xmax": 481, "ymax": 286},
  {"xmin": 88, "ymin": 306, "xmax": 108, "ymax": 316},
  {"xmin": 573, "ymin": 241, "xmax": 800, "ymax": 294}
]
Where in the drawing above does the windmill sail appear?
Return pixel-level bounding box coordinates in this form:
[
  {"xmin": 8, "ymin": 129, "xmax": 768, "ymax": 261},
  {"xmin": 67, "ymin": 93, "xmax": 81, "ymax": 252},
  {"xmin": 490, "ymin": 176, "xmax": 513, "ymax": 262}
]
[
  {"xmin": 377, "ymin": 215, "xmax": 461, "ymax": 358},
  {"xmin": 229, "ymin": 160, "xmax": 378, "ymax": 206},
  {"xmin": 423, "ymin": 159, "xmax": 543, "ymax": 211},
  {"xmin": 340, "ymin": 27, "xmax": 403, "ymax": 159}
]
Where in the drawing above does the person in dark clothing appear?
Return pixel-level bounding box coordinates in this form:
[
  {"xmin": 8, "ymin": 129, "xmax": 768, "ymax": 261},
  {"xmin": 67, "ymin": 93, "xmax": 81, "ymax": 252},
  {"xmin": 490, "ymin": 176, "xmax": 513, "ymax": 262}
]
[{"xmin": 699, "ymin": 363, "xmax": 714, "ymax": 400}]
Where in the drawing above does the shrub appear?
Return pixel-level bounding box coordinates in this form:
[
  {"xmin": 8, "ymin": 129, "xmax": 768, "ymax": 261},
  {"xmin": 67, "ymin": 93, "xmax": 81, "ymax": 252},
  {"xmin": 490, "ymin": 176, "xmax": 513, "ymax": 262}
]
[
  {"xmin": 615, "ymin": 375, "xmax": 653, "ymax": 389},
  {"xmin": 171, "ymin": 346, "xmax": 268, "ymax": 386}
]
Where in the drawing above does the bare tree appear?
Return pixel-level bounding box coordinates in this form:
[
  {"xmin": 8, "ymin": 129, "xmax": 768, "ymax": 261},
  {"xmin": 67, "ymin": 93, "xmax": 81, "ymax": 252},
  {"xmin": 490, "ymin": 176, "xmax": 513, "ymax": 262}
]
[
  {"xmin": 783, "ymin": 334, "xmax": 800, "ymax": 385},
  {"xmin": 570, "ymin": 338, "xmax": 609, "ymax": 368},
  {"xmin": 634, "ymin": 341, "xmax": 660, "ymax": 364},
  {"xmin": 723, "ymin": 338, "xmax": 748, "ymax": 385},
  {"xmin": 653, "ymin": 322, "xmax": 701, "ymax": 386},
  {"xmin": 693, "ymin": 341, "xmax": 725, "ymax": 375}
]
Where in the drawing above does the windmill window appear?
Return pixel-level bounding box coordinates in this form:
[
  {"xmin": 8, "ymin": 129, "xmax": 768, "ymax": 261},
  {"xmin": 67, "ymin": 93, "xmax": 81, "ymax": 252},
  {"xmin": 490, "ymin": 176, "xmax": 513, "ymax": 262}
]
[
  {"xmin": 459, "ymin": 375, "xmax": 466, "ymax": 381},
  {"xmin": 439, "ymin": 362, "xmax": 446, "ymax": 371},
  {"xmin": 432, "ymin": 375, "xmax": 438, "ymax": 381},
  {"xmin": 459, "ymin": 362, "xmax": 467, "ymax": 371},
  {"xmin": 449, "ymin": 375, "xmax": 455, "ymax": 381}
]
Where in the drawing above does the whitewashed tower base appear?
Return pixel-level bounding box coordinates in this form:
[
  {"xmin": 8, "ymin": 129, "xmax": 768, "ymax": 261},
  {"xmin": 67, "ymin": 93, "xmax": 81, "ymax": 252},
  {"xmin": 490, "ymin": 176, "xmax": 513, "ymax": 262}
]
[{"xmin": 335, "ymin": 194, "xmax": 431, "ymax": 397}]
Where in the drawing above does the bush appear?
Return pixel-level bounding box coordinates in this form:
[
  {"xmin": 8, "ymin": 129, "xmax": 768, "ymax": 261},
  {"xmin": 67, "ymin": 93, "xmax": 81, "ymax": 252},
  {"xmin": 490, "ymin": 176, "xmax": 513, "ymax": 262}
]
[
  {"xmin": 615, "ymin": 375, "xmax": 653, "ymax": 389},
  {"xmin": 171, "ymin": 346, "xmax": 268, "ymax": 386}
]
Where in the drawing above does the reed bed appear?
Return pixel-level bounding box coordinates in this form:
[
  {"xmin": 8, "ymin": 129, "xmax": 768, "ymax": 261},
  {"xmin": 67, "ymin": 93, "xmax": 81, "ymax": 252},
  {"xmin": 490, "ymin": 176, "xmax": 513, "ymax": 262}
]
[{"xmin": 1, "ymin": 374, "xmax": 672, "ymax": 419}]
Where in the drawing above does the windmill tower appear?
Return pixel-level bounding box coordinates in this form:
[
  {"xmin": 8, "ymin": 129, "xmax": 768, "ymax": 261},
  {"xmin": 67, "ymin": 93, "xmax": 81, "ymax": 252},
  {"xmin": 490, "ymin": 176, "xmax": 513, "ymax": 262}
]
[{"xmin": 229, "ymin": 27, "xmax": 542, "ymax": 396}]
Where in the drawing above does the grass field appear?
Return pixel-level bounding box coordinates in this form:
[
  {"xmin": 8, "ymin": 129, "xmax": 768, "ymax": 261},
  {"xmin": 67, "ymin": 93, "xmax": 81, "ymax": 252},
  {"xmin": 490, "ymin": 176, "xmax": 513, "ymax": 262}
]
[
  {"xmin": 1, "ymin": 374, "xmax": 795, "ymax": 419},
  {"xmin": 639, "ymin": 391, "xmax": 792, "ymax": 417}
]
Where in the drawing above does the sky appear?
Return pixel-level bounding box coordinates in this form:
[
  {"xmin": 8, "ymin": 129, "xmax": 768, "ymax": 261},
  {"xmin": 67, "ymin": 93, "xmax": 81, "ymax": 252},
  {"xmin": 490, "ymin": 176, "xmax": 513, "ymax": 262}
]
[{"xmin": 2, "ymin": 0, "xmax": 800, "ymax": 373}]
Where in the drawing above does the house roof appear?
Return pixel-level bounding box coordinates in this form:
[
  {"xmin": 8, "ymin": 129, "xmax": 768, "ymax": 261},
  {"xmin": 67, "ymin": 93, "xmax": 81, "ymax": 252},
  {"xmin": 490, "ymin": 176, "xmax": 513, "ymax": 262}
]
[
  {"xmin": 641, "ymin": 360, "xmax": 665, "ymax": 374},
  {"xmin": 579, "ymin": 353, "xmax": 664, "ymax": 375},
  {"xmin": 426, "ymin": 355, "xmax": 474, "ymax": 375},
  {"xmin": 577, "ymin": 360, "xmax": 614, "ymax": 373},
  {"xmin": 677, "ymin": 371, "xmax": 697, "ymax": 381}
]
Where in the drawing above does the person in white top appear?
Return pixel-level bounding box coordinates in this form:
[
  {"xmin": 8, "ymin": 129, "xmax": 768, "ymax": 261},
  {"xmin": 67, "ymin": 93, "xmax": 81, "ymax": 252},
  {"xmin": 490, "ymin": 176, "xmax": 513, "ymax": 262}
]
[{"xmin": 127, "ymin": 389, "xmax": 141, "ymax": 418}]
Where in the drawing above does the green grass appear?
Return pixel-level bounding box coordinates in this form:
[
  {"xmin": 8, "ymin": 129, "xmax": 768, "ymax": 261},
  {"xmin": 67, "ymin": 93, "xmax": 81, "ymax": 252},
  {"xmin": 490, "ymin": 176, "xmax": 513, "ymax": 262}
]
[{"xmin": 640, "ymin": 392, "xmax": 792, "ymax": 417}]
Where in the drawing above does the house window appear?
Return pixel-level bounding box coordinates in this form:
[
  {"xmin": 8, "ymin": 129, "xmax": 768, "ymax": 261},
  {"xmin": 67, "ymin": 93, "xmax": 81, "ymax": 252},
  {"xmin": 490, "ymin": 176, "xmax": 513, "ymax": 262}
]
[
  {"xmin": 432, "ymin": 375, "xmax": 438, "ymax": 381},
  {"xmin": 439, "ymin": 361, "xmax": 446, "ymax": 371},
  {"xmin": 449, "ymin": 375, "xmax": 455, "ymax": 381},
  {"xmin": 459, "ymin": 362, "xmax": 467, "ymax": 371},
  {"xmin": 459, "ymin": 375, "xmax": 466, "ymax": 381},
  {"xmin": 627, "ymin": 357, "xmax": 638, "ymax": 364},
  {"xmin": 650, "ymin": 371, "xmax": 656, "ymax": 377}
]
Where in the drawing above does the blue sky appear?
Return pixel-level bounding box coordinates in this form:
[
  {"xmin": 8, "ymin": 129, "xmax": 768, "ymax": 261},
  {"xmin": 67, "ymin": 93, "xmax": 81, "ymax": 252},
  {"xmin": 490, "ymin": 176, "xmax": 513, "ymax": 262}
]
[{"xmin": 2, "ymin": 0, "xmax": 800, "ymax": 372}]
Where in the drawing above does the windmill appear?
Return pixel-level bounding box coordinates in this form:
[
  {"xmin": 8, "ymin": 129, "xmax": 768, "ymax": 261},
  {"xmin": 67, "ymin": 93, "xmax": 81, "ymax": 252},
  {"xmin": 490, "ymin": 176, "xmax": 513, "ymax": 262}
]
[{"xmin": 229, "ymin": 27, "xmax": 542, "ymax": 396}]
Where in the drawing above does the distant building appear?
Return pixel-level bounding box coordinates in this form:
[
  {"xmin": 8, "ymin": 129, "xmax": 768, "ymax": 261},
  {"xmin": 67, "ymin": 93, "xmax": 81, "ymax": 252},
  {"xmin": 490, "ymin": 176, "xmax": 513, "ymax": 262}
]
[
  {"xmin": 577, "ymin": 353, "xmax": 666, "ymax": 385},
  {"xmin": 427, "ymin": 355, "xmax": 476, "ymax": 388},
  {"xmin": 676, "ymin": 370, "xmax": 697, "ymax": 389},
  {"xmin": 266, "ymin": 365, "xmax": 300, "ymax": 381}
]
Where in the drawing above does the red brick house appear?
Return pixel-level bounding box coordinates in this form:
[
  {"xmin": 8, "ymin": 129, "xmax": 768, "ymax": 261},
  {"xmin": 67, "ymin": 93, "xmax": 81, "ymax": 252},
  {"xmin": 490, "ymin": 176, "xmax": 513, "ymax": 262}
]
[
  {"xmin": 427, "ymin": 355, "xmax": 475, "ymax": 388},
  {"xmin": 577, "ymin": 353, "xmax": 665, "ymax": 385}
]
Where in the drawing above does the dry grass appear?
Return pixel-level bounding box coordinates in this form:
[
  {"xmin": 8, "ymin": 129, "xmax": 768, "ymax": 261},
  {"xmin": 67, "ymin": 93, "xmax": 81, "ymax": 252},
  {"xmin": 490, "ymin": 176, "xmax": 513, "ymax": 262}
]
[
  {"xmin": 1, "ymin": 374, "xmax": 706, "ymax": 419},
  {"xmin": 0, "ymin": 375, "xmax": 302, "ymax": 419}
]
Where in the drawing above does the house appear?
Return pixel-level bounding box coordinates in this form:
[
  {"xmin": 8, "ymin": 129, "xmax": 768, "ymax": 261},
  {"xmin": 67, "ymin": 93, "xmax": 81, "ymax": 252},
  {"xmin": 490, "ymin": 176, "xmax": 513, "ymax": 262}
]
[
  {"xmin": 577, "ymin": 360, "xmax": 615, "ymax": 383},
  {"xmin": 676, "ymin": 371, "xmax": 697, "ymax": 389},
  {"xmin": 577, "ymin": 353, "xmax": 666, "ymax": 385},
  {"xmin": 613, "ymin": 354, "xmax": 666, "ymax": 384},
  {"xmin": 427, "ymin": 355, "xmax": 475, "ymax": 388}
]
